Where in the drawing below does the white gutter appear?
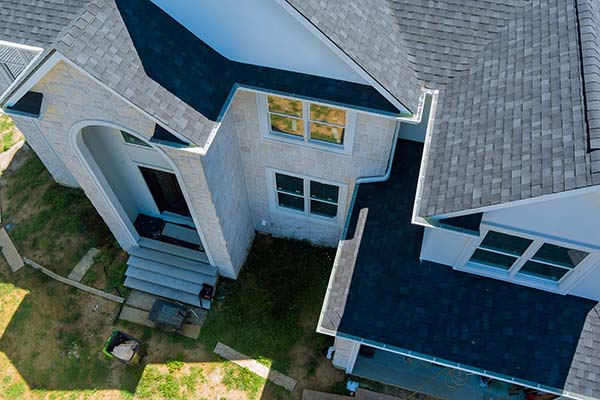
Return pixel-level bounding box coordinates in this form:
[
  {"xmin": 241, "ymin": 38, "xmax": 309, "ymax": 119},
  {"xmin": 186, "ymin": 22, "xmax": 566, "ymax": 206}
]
[{"xmin": 411, "ymin": 89, "xmax": 439, "ymax": 227}]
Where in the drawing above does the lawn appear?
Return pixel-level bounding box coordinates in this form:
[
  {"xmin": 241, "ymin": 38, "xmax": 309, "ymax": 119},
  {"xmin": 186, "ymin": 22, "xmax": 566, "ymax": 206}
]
[
  {"xmin": 201, "ymin": 235, "xmax": 336, "ymax": 377},
  {"xmin": 0, "ymin": 114, "xmax": 23, "ymax": 152},
  {"xmin": 0, "ymin": 145, "xmax": 128, "ymax": 295},
  {"xmin": 0, "ymin": 235, "xmax": 343, "ymax": 399}
]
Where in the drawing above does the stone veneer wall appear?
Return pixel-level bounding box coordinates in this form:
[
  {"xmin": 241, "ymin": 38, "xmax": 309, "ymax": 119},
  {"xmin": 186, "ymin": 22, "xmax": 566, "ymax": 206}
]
[
  {"xmin": 200, "ymin": 109, "xmax": 255, "ymax": 277},
  {"xmin": 230, "ymin": 90, "xmax": 397, "ymax": 246},
  {"xmin": 12, "ymin": 61, "xmax": 238, "ymax": 276}
]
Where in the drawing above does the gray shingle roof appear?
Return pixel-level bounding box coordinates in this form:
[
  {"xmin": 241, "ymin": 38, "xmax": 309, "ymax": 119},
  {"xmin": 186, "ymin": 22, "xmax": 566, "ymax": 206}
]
[
  {"xmin": 0, "ymin": 0, "xmax": 88, "ymax": 48},
  {"xmin": 321, "ymin": 139, "xmax": 600, "ymax": 399},
  {"xmin": 283, "ymin": 0, "xmax": 422, "ymax": 113},
  {"xmin": 419, "ymin": 0, "xmax": 592, "ymax": 217},
  {"xmin": 579, "ymin": 0, "xmax": 600, "ymax": 180},
  {"xmin": 285, "ymin": 0, "xmax": 527, "ymax": 111}
]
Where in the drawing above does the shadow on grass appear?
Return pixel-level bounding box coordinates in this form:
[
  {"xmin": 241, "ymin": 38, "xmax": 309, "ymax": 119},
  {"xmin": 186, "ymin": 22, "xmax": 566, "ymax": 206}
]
[{"xmin": 0, "ymin": 234, "xmax": 336, "ymax": 399}]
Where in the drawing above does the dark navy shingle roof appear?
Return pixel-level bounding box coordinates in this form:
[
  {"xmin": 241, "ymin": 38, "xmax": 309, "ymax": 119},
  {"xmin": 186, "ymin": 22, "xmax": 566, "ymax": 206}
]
[
  {"xmin": 322, "ymin": 139, "xmax": 600, "ymax": 398},
  {"xmin": 115, "ymin": 0, "xmax": 400, "ymax": 122}
]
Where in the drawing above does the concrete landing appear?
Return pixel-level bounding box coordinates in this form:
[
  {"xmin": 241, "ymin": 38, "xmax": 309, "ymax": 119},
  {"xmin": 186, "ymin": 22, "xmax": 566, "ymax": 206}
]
[
  {"xmin": 0, "ymin": 228, "xmax": 23, "ymax": 272},
  {"xmin": 68, "ymin": 247, "xmax": 100, "ymax": 282},
  {"xmin": 214, "ymin": 342, "xmax": 297, "ymax": 391},
  {"xmin": 118, "ymin": 290, "xmax": 206, "ymax": 339}
]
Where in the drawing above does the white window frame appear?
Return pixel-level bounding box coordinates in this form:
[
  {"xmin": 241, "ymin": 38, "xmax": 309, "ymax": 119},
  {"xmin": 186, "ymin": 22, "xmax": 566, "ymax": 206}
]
[
  {"xmin": 257, "ymin": 93, "xmax": 357, "ymax": 155},
  {"xmin": 455, "ymin": 223, "xmax": 600, "ymax": 294},
  {"xmin": 266, "ymin": 168, "xmax": 348, "ymax": 226}
]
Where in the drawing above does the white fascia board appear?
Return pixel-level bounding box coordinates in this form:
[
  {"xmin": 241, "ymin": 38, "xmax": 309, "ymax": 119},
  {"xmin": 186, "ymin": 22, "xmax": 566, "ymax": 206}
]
[
  {"xmin": 1, "ymin": 51, "xmax": 60, "ymax": 108},
  {"xmin": 0, "ymin": 40, "xmax": 43, "ymax": 53},
  {"xmin": 423, "ymin": 184, "xmax": 600, "ymax": 222},
  {"xmin": 273, "ymin": 0, "xmax": 414, "ymax": 116}
]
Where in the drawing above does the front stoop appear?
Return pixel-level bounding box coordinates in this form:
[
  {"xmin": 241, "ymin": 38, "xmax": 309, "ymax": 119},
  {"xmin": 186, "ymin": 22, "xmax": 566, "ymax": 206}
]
[
  {"xmin": 118, "ymin": 290, "xmax": 207, "ymax": 339},
  {"xmin": 123, "ymin": 237, "xmax": 217, "ymax": 309}
]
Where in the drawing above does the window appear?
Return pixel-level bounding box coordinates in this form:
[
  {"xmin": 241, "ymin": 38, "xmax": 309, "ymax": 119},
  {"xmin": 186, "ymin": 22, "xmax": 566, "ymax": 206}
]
[
  {"xmin": 518, "ymin": 243, "xmax": 588, "ymax": 282},
  {"xmin": 262, "ymin": 94, "xmax": 355, "ymax": 152},
  {"xmin": 121, "ymin": 131, "xmax": 151, "ymax": 147},
  {"xmin": 269, "ymin": 170, "xmax": 345, "ymax": 221},
  {"xmin": 467, "ymin": 230, "xmax": 590, "ymax": 285}
]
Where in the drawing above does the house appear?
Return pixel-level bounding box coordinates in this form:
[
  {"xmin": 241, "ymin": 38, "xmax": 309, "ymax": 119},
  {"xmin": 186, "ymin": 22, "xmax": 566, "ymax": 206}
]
[{"xmin": 2, "ymin": 0, "xmax": 600, "ymax": 399}]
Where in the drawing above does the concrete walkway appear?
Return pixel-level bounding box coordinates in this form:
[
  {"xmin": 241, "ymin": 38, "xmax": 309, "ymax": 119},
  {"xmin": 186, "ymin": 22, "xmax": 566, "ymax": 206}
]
[
  {"xmin": 0, "ymin": 140, "xmax": 24, "ymax": 173},
  {"xmin": 67, "ymin": 247, "xmax": 100, "ymax": 282},
  {"xmin": 0, "ymin": 228, "xmax": 23, "ymax": 272},
  {"xmin": 214, "ymin": 342, "xmax": 297, "ymax": 391}
]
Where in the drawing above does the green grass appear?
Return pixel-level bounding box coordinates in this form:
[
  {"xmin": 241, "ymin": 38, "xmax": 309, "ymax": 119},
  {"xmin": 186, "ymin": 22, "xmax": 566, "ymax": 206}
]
[
  {"xmin": 4, "ymin": 382, "xmax": 26, "ymax": 399},
  {"xmin": 222, "ymin": 362, "xmax": 267, "ymax": 400},
  {"xmin": 135, "ymin": 365, "xmax": 210, "ymax": 400},
  {"xmin": 200, "ymin": 235, "xmax": 335, "ymax": 374},
  {"xmin": 82, "ymin": 240, "xmax": 129, "ymax": 295},
  {"xmin": 0, "ymin": 114, "xmax": 22, "ymax": 152},
  {"xmin": 3, "ymin": 151, "xmax": 124, "ymax": 278}
]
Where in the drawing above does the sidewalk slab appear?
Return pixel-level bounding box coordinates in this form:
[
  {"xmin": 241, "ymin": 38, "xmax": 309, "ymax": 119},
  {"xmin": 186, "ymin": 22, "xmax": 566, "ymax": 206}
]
[
  {"xmin": 68, "ymin": 247, "xmax": 100, "ymax": 282},
  {"xmin": 0, "ymin": 228, "xmax": 23, "ymax": 272},
  {"xmin": 214, "ymin": 342, "xmax": 297, "ymax": 391}
]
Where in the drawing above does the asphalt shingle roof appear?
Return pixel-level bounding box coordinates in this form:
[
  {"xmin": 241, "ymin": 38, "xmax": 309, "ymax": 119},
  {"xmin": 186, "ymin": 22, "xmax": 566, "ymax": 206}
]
[
  {"xmin": 579, "ymin": 0, "xmax": 600, "ymax": 180},
  {"xmin": 0, "ymin": 0, "xmax": 88, "ymax": 48},
  {"xmin": 321, "ymin": 139, "xmax": 600, "ymax": 399},
  {"xmin": 287, "ymin": 0, "xmax": 599, "ymax": 217},
  {"xmin": 113, "ymin": 0, "xmax": 398, "ymax": 121},
  {"xmin": 419, "ymin": 0, "xmax": 592, "ymax": 217}
]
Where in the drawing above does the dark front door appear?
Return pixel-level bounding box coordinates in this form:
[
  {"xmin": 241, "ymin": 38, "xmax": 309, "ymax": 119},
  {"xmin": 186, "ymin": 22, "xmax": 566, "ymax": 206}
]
[{"xmin": 139, "ymin": 166, "xmax": 191, "ymax": 217}]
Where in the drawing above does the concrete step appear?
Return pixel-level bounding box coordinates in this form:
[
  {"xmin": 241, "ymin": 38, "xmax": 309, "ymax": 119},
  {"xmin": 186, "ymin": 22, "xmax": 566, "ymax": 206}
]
[
  {"xmin": 119, "ymin": 305, "xmax": 154, "ymax": 327},
  {"xmin": 125, "ymin": 289, "xmax": 157, "ymax": 311},
  {"xmin": 124, "ymin": 277, "xmax": 205, "ymax": 308},
  {"xmin": 125, "ymin": 290, "xmax": 208, "ymax": 325},
  {"xmin": 127, "ymin": 256, "xmax": 217, "ymax": 287},
  {"xmin": 125, "ymin": 266, "xmax": 202, "ymax": 295},
  {"xmin": 129, "ymin": 246, "xmax": 217, "ymax": 276},
  {"xmin": 138, "ymin": 237, "xmax": 208, "ymax": 263}
]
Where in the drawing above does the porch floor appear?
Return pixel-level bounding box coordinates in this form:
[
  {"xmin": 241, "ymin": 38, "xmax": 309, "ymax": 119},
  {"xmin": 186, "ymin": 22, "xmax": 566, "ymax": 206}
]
[
  {"xmin": 353, "ymin": 349, "xmax": 525, "ymax": 400},
  {"xmin": 134, "ymin": 213, "xmax": 203, "ymax": 251}
]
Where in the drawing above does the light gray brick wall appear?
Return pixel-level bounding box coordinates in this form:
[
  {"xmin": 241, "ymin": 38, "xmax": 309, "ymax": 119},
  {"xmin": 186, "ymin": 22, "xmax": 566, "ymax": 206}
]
[
  {"xmin": 20, "ymin": 61, "xmax": 237, "ymax": 277},
  {"xmin": 200, "ymin": 109, "xmax": 254, "ymax": 277},
  {"xmin": 230, "ymin": 90, "xmax": 397, "ymax": 246}
]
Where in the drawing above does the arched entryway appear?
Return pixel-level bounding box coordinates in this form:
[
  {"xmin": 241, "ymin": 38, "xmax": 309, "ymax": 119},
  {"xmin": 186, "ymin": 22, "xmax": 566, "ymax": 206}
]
[{"xmin": 71, "ymin": 123, "xmax": 211, "ymax": 260}]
